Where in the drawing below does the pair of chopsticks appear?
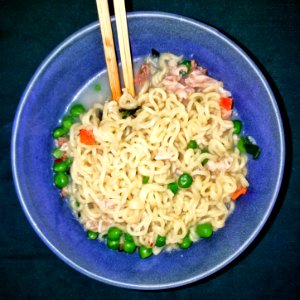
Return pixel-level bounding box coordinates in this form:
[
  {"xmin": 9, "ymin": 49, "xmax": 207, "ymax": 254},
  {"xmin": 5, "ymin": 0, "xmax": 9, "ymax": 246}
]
[{"xmin": 96, "ymin": 0, "xmax": 135, "ymax": 101}]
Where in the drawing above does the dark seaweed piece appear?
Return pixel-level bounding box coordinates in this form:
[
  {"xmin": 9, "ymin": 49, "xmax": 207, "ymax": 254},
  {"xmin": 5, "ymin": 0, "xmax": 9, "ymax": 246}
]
[
  {"xmin": 244, "ymin": 142, "xmax": 261, "ymax": 160},
  {"xmin": 239, "ymin": 136, "xmax": 261, "ymax": 160},
  {"xmin": 98, "ymin": 109, "xmax": 103, "ymax": 120},
  {"xmin": 119, "ymin": 106, "xmax": 141, "ymax": 119},
  {"xmin": 151, "ymin": 48, "xmax": 160, "ymax": 58}
]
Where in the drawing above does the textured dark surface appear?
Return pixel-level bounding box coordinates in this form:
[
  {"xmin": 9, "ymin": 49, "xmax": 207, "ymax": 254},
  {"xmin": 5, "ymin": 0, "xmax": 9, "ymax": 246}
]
[{"xmin": 1, "ymin": 0, "xmax": 300, "ymax": 299}]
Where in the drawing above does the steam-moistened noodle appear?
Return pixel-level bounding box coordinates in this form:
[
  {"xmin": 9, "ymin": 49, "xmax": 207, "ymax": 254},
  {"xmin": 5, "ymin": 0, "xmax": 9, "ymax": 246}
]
[{"xmin": 53, "ymin": 51, "xmax": 256, "ymax": 257}]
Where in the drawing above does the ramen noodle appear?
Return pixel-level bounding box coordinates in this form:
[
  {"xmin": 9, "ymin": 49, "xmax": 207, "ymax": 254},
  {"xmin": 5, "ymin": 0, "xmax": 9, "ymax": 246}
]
[{"xmin": 51, "ymin": 51, "xmax": 260, "ymax": 257}]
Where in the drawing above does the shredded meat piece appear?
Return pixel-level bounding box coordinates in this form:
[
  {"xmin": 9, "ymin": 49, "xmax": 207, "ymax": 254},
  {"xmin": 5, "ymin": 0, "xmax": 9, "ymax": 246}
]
[
  {"xmin": 162, "ymin": 75, "xmax": 195, "ymax": 100},
  {"xmin": 205, "ymin": 133, "xmax": 212, "ymax": 140},
  {"xmin": 155, "ymin": 151, "xmax": 173, "ymax": 161},
  {"xmin": 98, "ymin": 198, "xmax": 117, "ymax": 211},
  {"xmin": 60, "ymin": 188, "xmax": 68, "ymax": 197},
  {"xmin": 221, "ymin": 108, "xmax": 232, "ymax": 120},
  {"xmin": 161, "ymin": 62, "xmax": 219, "ymax": 102},
  {"xmin": 219, "ymin": 87, "xmax": 231, "ymax": 97},
  {"xmin": 162, "ymin": 76, "xmax": 186, "ymax": 90},
  {"xmin": 135, "ymin": 63, "xmax": 150, "ymax": 86},
  {"xmin": 191, "ymin": 59, "xmax": 207, "ymax": 74},
  {"xmin": 146, "ymin": 233, "xmax": 154, "ymax": 247},
  {"xmin": 86, "ymin": 220, "xmax": 98, "ymax": 231},
  {"xmin": 181, "ymin": 98, "xmax": 189, "ymax": 106},
  {"xmin": 105, "ymin": 202, "xmax": 117, "ymax": 209},
  {"xmin": 175, "ymin": 89, "xmax": 189, "ymax": 100},
  {"xmin": 191, "ymin": 59, "xmax": 197, "ymax": 71},
  {"xmin": 169, "ymin": 65, "xmax": 188, "ymax": 77},
  {"xmin": 97, "ymin": 218, "xmax": 111, "ymax": 233},
  {"xmin": 206, "ymin": 157, "xmax": 233, "ymax": 172},
  {"xmin": 154, "ymin": 147, "xmax": 177, "ymax": 161},
  {"xmin": 184, "ymin": 70, "xmax": 222, "ymax": 89},
  {"xmin": 191, "ymin": 169, "xmax": 207, "ymax": 176},
  {"xmin": 57, "ymin": 137, "xmax": 68, "ymax": 147},
  {"xmin": 174, "ymin": 168, "xmax": 183, "ymax": 176},
  {"xmin": 157, "ymin": 57, "xmax": 230, "ymax": 109}
]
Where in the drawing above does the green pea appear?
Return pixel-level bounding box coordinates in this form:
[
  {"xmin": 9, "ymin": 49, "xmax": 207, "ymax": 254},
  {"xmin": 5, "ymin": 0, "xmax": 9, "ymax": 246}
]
[
  {"xmin": 64, "ymin": 157, "xmax": 73, "ymax": 167},
  {"xmin": 54, "ymin": 172, "xmax": 68, "ymax": 188},
  {"xmin": 70, "ymin": 103, "xmax": 86, "ymax": 118},
  {"xmin": 107, "ymin": 239, "xmax": 120, "ymax": 250},
  {"xmin": 187, "ymin": 140, "xmax": 198, "ymax": 149},
  {"xmin": 124, "ymin": 240, "xmax": 136, "ymax": 254},
  {"xmin": 179, "ymin": 235, "xmax": 192, "ymax": 249},
  {"xmin": 94, "ymin": 83, "xmax": 102, "ymax": 92},
  {"xmin": 196, "ymin": 223, "xmax": 213, "ymax": 238},
  {"xmin": 107, "ymin": 227, "xmax": 122, "ymax": 241},
  {"xmin": 62, "ymin": 115, "xmax": 74, "ymax": 130},
  {"xmin": 124, "ymin": 233, "xmax": 134, "ymax": 242},
  {"xmin": 155, "ymin": 235, "xmax": 166, "ymax": 247},
  {"xmin": 201, "ymin": 149, "xmax": 209, "ymax": 165},
  {"xmin": 87, "ymin": 230, "xmax": 98, "ymax": 240},
  {"xmin": 168, "ymin": 182, "xmax": 179, "ymax": 195},
  {"xmin": 233, "ymin": 120, "xmax": 242, "ymax": 134},
  {"xmin": 178, "ymin": 173, "xmax": 193, "ymax": 188},
  {"xmin": 75, "ymin": 200, "xmax": 80, "ymax": 208},
  {"xmin": 53, "ymin": 127, "xmax": 67, "ymax": 139},
  {"xmin": 52, "ymin": 148, "xmax": 63, "ymax": 159},
  {"xmin": 139, "ymin": 246, "xmax": 153, "ymax": 259},
  {"xmin": 142, "ymin": 176, "xmax": 150, "ymax": 184},
  {"xmin": 53, "ymin": 161, "xmax": 68, "ymax": 173}
]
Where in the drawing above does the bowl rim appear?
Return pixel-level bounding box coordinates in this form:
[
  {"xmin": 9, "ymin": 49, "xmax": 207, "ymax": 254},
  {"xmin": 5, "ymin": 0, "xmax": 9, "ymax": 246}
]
[{"xmin": 11, "ymin": 11, "xmax": 285, "ymax": 290}]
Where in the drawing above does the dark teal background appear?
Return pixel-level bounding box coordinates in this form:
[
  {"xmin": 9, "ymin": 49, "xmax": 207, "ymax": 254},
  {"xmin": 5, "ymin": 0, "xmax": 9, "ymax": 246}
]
[{"xmin": 1, "ymin": 0, "xmax": 299, "ymax": 299}]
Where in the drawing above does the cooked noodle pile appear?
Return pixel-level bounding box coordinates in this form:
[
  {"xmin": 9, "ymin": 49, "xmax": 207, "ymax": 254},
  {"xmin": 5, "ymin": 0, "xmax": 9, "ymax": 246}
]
[{"xmin": 66, "ymin": 53, "xmax": 249, "ymax": 254}]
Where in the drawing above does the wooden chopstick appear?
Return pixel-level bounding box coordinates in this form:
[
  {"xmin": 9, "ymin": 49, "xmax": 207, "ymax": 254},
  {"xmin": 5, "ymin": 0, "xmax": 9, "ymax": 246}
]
[
  {"xmin": 96, "ymin": 0, "xmax": 122, "ymax": 101},
  {"xmin": 113, "ymin": 0, "xmax": 135, "ymax": 96}
]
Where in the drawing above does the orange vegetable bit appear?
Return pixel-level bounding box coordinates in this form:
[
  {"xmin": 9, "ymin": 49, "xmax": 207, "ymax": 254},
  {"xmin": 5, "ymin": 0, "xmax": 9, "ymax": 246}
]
[
  {"xmin": 79, "ymin": 129, "xmax": 96, "ymax": 145},
  {"xmin": 231, "ymin": 187, "xmax": 248, "ymax": 200},
  {"xmin": 220, "ymin": 97, "xmax": 233, "ymax": 110}
]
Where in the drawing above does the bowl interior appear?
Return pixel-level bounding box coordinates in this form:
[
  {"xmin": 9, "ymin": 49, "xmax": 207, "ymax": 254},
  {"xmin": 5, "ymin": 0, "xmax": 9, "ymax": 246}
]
[{"xmin": 12, "ymin": 12, "xmax": 284, "ymax": 289}]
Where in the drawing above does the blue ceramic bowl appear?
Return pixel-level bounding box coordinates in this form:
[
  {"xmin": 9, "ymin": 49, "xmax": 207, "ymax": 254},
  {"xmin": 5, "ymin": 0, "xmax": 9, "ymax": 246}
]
[{"xmin": 11, "ymin": 12, "xmax": 285, "ymax": 289}]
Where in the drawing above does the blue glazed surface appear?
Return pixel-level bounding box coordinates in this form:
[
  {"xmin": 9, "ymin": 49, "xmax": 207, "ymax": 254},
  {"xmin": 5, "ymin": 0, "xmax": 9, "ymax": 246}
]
[{"xmin": 11, "ymin": 12, "xmax": 285, "ymax": 289}]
